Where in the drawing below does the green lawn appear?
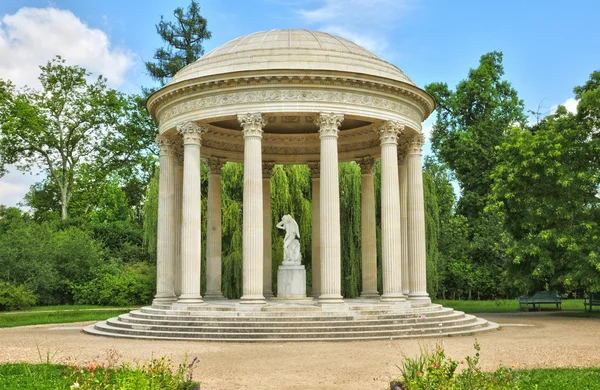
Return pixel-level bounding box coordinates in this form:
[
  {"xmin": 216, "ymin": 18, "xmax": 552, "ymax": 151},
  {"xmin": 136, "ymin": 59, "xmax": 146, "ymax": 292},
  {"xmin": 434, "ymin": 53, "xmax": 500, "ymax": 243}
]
[
  {"xmin": 0, "ymin": 306, "xmax": 136, "ymax": 328},
  {"xmin": 0, "ymin": 363, "xmax": 598, "ymax": 389},
  {"xmin": 433, "ymin": 299, "xmax": 586, "ymax": 313}
]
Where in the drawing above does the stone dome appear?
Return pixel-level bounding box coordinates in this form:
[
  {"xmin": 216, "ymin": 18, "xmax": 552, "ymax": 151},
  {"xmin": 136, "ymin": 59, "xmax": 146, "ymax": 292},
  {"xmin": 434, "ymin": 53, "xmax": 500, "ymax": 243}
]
[{"xmin": 168, "ymin": 29, "xmax": 415, "ymax": 86}]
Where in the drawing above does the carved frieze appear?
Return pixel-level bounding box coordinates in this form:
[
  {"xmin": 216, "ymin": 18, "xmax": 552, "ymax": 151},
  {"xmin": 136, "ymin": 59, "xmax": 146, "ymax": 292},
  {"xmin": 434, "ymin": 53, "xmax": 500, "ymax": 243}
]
[{"xmin": 158, "ymin": 88, "xmax": 422, "ymax": 124}]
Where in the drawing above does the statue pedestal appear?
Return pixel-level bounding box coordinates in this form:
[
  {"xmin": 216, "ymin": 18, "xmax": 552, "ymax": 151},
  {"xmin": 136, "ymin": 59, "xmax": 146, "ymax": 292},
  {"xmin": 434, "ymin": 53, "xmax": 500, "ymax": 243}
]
[{"xmin": 277, "ymin": 264, "xmax": 306, "ymax": 299}]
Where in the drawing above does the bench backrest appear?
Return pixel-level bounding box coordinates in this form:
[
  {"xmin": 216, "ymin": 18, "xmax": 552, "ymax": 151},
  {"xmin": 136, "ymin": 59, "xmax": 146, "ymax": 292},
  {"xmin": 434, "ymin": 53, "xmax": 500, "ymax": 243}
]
[{"xmin": 532, "ymin": 291, "xmax": 560, "ymax": 299}]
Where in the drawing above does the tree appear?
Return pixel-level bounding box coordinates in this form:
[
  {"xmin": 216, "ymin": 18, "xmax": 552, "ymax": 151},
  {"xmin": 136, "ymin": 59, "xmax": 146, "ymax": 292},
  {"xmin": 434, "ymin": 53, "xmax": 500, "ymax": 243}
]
[
  {"xmin": 0, "ymin": 57, "xmax": 152, "ymax": 220},
  {"xmin": 145, "ymin": 0, "xmax": 212, "ymax": 86},
  {"xmin": 426, "ymin": 52, "xmax": 526, "ymax": 220},
  {"xmin": 491, "ymin": 71, "xmax": 600, "ymax": 292}
]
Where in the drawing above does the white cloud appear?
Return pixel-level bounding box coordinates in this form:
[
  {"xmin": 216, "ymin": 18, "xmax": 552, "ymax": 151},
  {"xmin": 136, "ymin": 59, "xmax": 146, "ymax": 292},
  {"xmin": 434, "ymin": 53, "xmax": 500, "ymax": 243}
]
[
  {"xmin": 0, "ymin": 7, "xmax": 134, "ymax": 88},
  {"xmin": 297, "ymin": 0, "xmax": 414, "ymax": 57},
  {"xmin": 550, "ymin": 97, "xmax": 579, "ymax": 115}
]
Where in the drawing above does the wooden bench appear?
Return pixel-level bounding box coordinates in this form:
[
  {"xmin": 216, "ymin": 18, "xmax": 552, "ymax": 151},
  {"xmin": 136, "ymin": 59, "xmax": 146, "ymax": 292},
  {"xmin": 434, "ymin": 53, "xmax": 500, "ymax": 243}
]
[
  {"xmin": 518, "ymin": 291, "xmax": 562, "ymax": 311},
  {"xmin": 584, "ymin": 292, "xmax": 600, "ymax": 311}
]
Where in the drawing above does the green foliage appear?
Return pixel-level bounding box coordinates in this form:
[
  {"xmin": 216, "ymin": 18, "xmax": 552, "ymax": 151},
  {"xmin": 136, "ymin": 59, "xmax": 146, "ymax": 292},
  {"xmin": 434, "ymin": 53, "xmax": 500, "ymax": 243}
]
[
  {"xmin": 0, "ymin": 281, "xmax": 37, "ymax": 311},
  {"xmin": 491, "ymin": 71, "xmax": 600, "ymax": 293},
  {"xmin": 0, "ymin": 57, "xmax": 152, "ymax": 220},
  {"xmin": 395, "ymin": 341, "xmax": 516, "ymax": 389},
  {"xmin": 426, "ymin": 51, "xmax": 526, "ymax": 221},
  {"xmin": 145, "ymin": 0, "xmax": 211, "ymax": 86},
  {"xmin": 339, "ymin": 163, "xmax": 362, "ymax": 298},
  {"xmin": 73, "ymin": 262, "xmax": 155, "ymax": 306},
  {"xmin": 0, "ymin": 356, "xmax": 199, "ymax": 390}
]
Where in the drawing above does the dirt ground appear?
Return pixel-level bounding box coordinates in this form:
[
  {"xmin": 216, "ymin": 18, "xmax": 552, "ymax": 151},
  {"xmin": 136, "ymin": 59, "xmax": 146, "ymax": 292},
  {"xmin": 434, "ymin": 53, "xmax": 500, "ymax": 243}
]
[{"xmin": 1, "ymin": 313, "xmax": 599, "ymax": 390}]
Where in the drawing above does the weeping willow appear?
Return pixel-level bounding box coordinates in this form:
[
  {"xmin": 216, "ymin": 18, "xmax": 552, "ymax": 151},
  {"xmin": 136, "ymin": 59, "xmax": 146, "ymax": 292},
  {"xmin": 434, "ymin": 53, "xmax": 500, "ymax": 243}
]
[
  {"xmin": 423, "ymin": 171, "xmax": 440, "ymax": 299},
  {"xmin": 142, "ymin": 158, "xmax": 442, "ymax": 301}
]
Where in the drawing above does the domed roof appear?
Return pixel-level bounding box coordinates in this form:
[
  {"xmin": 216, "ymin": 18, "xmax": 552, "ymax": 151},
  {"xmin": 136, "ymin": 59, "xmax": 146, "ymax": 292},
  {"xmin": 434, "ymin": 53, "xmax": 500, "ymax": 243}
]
[{"xmin": 168, "ymin": 29, "xmax": 415, "ymax": 86}]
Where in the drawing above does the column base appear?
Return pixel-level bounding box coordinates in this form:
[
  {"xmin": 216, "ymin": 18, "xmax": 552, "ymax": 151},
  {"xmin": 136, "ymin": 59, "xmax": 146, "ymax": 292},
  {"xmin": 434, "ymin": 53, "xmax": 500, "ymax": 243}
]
[
  {"xmin": 318, "ymin": 294, "xmax": 344, "ymax": 305},
  {"xmin": 408, "ymin": 293, "xmax": 431, "ymax": 306},
  {"xmin": 360, "ymin": 290, "xmax": 380, "ymax": 299},
  {"xmin": 177, "ymin": 295, "xmax": 204, "ymax": 305},
  {"xmin": 380, "ymin": 293, "xmax": 407, "ymax": 302},
  {"xmin": 153, "ymin": 295, "xmax": 177, "ymax": 305},
  {"xmin": 239, "ymin": 294, "xmax": 266, "ymax": 305},
  {"xmin": 312, "ymin": 291, "xmax": 321, "ymax": 298},
  {"xmin": 263, "ymin": 291, "xmax": 274, "ymax": 298},
  {"xmin": 204, "ymin": 292, "xmax": 226, "ymax": 300}
]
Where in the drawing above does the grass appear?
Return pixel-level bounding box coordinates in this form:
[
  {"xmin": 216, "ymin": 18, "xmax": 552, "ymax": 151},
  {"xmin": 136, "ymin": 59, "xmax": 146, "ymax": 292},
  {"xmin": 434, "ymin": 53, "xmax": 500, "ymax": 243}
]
[
  {"xmin": 433, "ymin": 299, "xmax": 585, "ymax": 313},
  {"xmin": 515, "ymin": 367, "xmax": 600, "ymax": 389},
  {"xmin": 0, "ymin": 357, "xmax": 199, "ymax": 389},
  {"xmin": 0, "ymin": 306, "xmax": 136, "ymax": 328},
  {"xmin": 1, "ymin": 363, "xmax": 598, "ymax": 389}
]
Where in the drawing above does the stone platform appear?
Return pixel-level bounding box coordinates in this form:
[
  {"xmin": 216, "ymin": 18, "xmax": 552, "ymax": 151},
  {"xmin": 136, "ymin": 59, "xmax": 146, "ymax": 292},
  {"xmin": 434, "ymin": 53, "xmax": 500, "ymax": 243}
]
[{"xmin": 83, "ymin": 299, "xmax": 499, "ymax": 342}]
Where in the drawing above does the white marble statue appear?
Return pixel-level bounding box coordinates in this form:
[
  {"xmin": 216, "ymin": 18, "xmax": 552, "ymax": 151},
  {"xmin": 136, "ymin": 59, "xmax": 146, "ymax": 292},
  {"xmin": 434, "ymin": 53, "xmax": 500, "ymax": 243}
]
[{"xmin": 276, "ymin": 214, "xmax": 302, "ymax": 265}]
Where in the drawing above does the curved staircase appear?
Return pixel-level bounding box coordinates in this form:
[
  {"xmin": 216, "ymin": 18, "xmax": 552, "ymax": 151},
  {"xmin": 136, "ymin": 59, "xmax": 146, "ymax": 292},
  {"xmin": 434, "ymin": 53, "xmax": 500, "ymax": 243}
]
[{"xmin": 83, "ymin": 299, "xmax": 499, "ymax": 341}]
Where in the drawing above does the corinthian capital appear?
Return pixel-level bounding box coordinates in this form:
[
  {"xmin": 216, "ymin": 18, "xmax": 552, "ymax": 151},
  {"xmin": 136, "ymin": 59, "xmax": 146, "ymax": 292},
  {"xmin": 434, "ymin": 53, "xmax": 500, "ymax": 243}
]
[
  {"xmin": 307, "ymin": 162, "xmax": 320, "ymax": 179},
  {"xmin": 177, "ymin": 121, "xmax": 207, "ymax": 145},
  {"xmin": 317, "ymin": 112, "xmax": 344, "ymax": 138},
  {"xmin": 155, "ymin": 134, "xmax": 177, "ymax": 156},
  {"xmin": 207, "ymin": 157, "xmax": 226, "ymax": 175},
  {"xmin": 238, "ymin": 113, "xmax": 267, "ymax": 138},
  {"xmin": 377, "ymin": 120, "xmax": 405, "ymax": 145},
  {"xmin": 357, "ymin": 157, "xmax": 377, "ymax": 175},
  {"xmin": 407, "ymin": 134, "xmax": 425, "ymax": 154},
  {"xmin": 262, "ymin": 162, "xmax": 275, "ymax": 178}
]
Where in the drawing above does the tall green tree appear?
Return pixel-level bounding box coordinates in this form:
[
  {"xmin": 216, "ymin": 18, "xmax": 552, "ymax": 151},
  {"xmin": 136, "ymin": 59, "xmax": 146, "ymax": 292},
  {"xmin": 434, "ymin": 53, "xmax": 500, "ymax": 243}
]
[
  {"xmin": 145, "ymin": 0, "xmax": 212, "ymax": 86},
  {"xmin": 0, "ymin": 57, "xmax": 151, "ymax": 220},
  {"xmin": 426, "ymin": 52, "xmax": 526, "ymax": 220},
  {"xmin": 491, "ymin": 72, "xmax": 600, "ymax": 293}
]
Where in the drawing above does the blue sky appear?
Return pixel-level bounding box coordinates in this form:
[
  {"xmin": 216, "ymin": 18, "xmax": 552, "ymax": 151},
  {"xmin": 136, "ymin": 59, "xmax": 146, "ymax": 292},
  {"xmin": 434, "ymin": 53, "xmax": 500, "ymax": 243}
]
[{"xmin": 1, "ymin": 0, "xmax": 599, "ymax": 206}]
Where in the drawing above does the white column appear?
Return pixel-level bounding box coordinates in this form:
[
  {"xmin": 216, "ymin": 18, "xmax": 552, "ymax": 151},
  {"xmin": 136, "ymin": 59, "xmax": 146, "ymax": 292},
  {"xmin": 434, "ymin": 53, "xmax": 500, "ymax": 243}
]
[
  {"xmin": 308, "ymin": 163, "xmax": 321, "ymax": 298},
  {"xmin": 398, "ymin": 148, "xmax": 410, "ymax": 297},
  {"xmin": 358, "ymin": 157, "xmax": 379, "ymax": 298},
  {"xmin": 378, "ymin": 121, "xmax": 406, "ymax": 302},
  {"xmin": 239, "ymin": 113, "xmax": 267, "ymax": 305},
  {"xmin": 262, "ymin": 162, "xmax": 275, "ymax": 298},
  {"xmin": 317, "ymin": 113, "xmax": 345, "ymax": 304},
  {"xmin": 153, "ymin": 135, "xmax": 177, "ymax": 304},
  {"xmin": 173, "ymin": 143, "xmax": 184, "ymax": 297},
  {"xmin": 205, "ymin": 158, "xmax": 225, "ymax": 299},
  {"xmin": 407, "ymin": 134, "xmax": 430, "ymax": 303},
  {"xmin": 177, "ymin": 122, "xmax": 206, "ymax": 305}
]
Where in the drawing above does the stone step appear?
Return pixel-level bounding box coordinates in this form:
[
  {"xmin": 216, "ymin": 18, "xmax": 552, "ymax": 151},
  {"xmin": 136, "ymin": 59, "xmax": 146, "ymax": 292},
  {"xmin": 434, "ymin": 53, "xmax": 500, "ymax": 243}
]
[
  {"xmin": 117, "ymin": 311, "xmax": 468, "ymax": 328},
  {"xmin": 132, "ymin": 307, "xmax": 456, "ymax": 321},
  {"xmin": 85, "ymin": 318, "xmax": 497, "ymax": 341},
  {"xmin": 106, "ymin": 315, "xmax": 478, "ymax": 333}
]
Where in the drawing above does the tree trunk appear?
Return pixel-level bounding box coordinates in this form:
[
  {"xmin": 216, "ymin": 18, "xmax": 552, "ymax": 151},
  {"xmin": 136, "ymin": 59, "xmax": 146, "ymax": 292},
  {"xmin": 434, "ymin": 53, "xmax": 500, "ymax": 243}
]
[{"xmin": 60, "ymin": 185, "xmax": 69, "ymax": 220}]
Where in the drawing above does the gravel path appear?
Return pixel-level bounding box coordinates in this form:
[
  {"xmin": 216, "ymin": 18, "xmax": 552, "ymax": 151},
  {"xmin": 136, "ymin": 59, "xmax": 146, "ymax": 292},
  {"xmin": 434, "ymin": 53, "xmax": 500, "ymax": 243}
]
[{"xmin": 1, "ymin": 313, "xmax": 599, "ymax": 389}]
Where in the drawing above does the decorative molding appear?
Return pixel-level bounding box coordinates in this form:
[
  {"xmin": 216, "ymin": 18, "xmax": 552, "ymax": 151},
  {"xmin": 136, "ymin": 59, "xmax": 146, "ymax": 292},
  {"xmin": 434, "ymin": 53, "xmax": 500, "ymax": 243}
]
[
  {"xmin": 158, "ymin": 88, "xmax": 422, "ymax": 124},
  {"xmin": 407, "ymin": 134, "xmax": 425, "ymax": 154},
  {"xmin": 317, "ymin": 112, "xmax": 344, "ymax": 138},
  {"xmin": 377, "ymin": 120, "xmax": 405, "ymax": 145},
  {"xmin": 262, "ymin": 162, "xmax": 275, "ymax": 178},
  {"xmin": 207, "ymin": 157, "xmax": 226, "ymax": 175},
  {"xmin": 155, "ymin": 135, "xmax": 177, "ymax": 156},
  {"xmin": 148, "ymin": 75, "xmax": 433, "ymax": 121},
  {"xmin": 238, "ymin": 113, "xmax": 267, "ymax": 138},
  {"xmin": 307, "ymin": 162, "xmax": 320, "ymax": 179},
  {"xmin": 357, "ymin": 157, "xmax": 377, "ymax": 174},
  {"xmin": 177, "ymin": 121, "xmax": 207, "ymax": 145}
]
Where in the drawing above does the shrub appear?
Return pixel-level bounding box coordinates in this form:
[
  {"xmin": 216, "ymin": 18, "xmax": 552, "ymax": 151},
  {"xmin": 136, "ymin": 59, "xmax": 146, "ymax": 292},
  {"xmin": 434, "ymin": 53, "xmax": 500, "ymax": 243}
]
[
  {"xmin": 73, "ymin": 261, "xmax": 155, "ymax": 306},
  {"xmin": 0, "ymin": 281, "xmax": 37, "ymax": 311},
  {"xmin": 393, "ymin": 341, "xmax": 517, "ymax": 390}
]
